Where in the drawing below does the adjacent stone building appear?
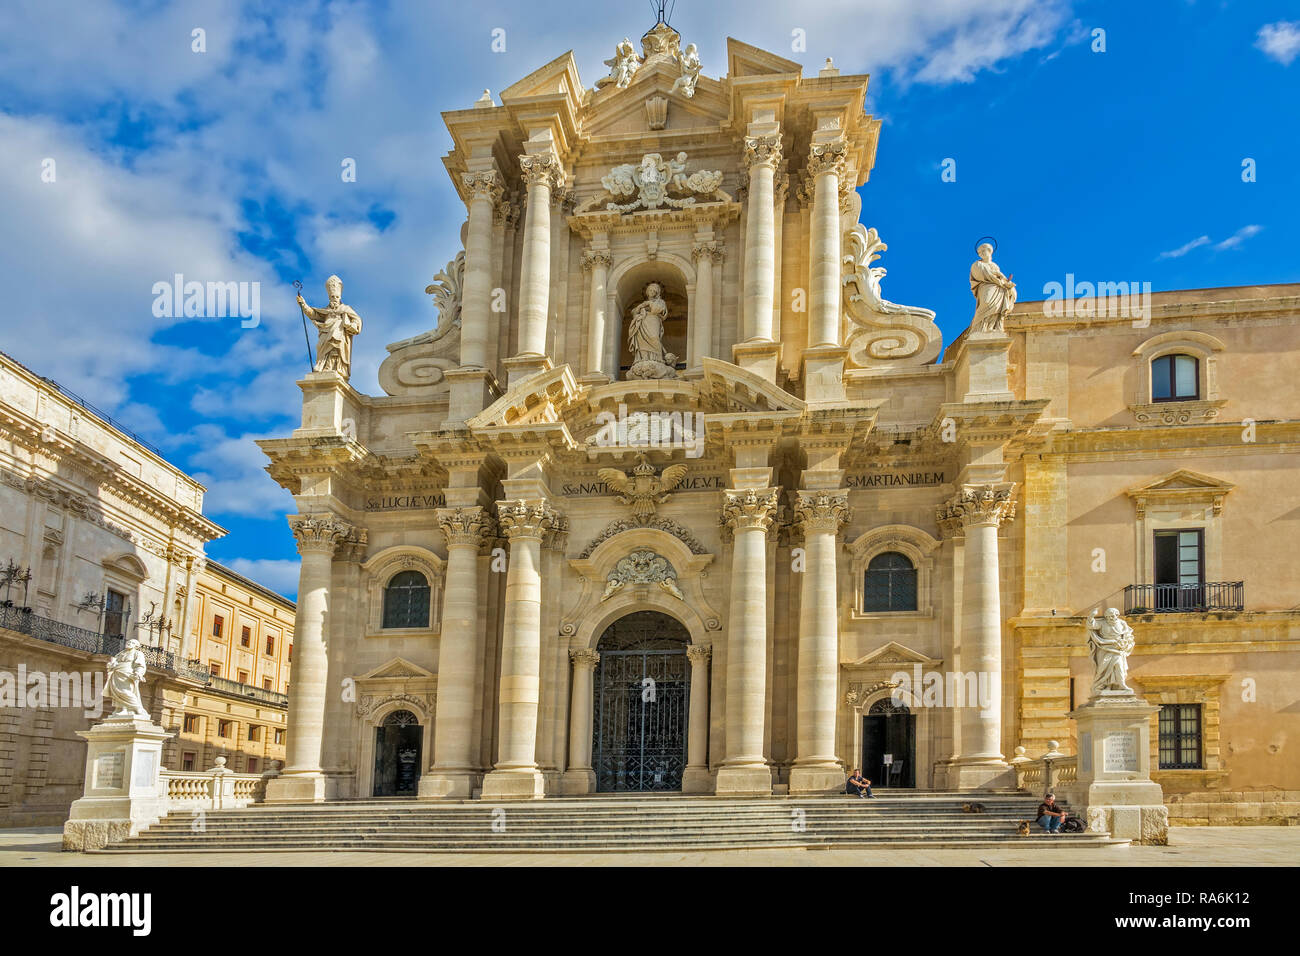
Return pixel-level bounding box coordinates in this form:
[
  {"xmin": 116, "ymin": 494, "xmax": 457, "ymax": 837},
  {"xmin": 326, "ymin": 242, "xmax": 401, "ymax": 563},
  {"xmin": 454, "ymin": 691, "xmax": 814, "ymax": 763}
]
[
  {"xmin": 257, "ymin": 22, "xmax": 1299, "ymax": 822},
  {"xmin": 0, "ymin": 349, "xmax": 291, "ymax": 824}
]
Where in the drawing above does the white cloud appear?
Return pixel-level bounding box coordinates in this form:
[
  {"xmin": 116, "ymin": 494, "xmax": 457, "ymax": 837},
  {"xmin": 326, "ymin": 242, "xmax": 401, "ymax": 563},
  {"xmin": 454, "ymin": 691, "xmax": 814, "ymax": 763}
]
[
  {"xmin": 1214, "ymin": 224, "xmax": 1263, "ymax": 251},
  {"xmin": 219, "ymin": 558, "xmax": 300, "ymax": 600},
  {"xmin": 1158, "ymin": 235, "xmax": 1211, "ymax": 259},
  {"xmin": 1256, "ymin": 21, "xmax": 1300, "ymax": 65}
]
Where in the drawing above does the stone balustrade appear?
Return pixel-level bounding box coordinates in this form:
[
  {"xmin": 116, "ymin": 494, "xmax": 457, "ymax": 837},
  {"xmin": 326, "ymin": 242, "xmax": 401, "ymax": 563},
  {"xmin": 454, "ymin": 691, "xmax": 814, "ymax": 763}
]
[
  {"xmin": 1011, "ymin": 742, "xmax": 1078, "ymax": 795},
  {"xmin": 160, "ymin": 757, "xmax": 273, "ymax": 811}
]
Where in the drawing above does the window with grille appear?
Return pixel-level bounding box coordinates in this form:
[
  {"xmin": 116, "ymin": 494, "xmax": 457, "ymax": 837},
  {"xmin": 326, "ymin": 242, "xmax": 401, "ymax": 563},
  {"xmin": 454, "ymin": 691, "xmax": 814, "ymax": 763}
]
[
  {"xmin": 382, "ymin": 570, "xmax": 431, "ymax": 629},
  {"xmin": 1152, "ymin": 354, "xmax": 1199, "ymax": 402},
  {"xmin": 863, "ymin": 552, "xmax": 918, "ymax": 612},
  {"xmin": 1158, "ymin": 703, "xmax": 1202, "ymax": 769},
  {"xmin": 104, "ymin": 589, "xmax": 127, "ymax": 637}
]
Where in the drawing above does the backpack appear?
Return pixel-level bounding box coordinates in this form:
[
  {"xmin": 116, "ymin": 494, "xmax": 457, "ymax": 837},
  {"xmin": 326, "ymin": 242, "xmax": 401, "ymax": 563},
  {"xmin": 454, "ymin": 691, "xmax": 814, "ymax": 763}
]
[{"xmin": 1062, "ymin": 816, "xmax": 1086, "ymax": 833}]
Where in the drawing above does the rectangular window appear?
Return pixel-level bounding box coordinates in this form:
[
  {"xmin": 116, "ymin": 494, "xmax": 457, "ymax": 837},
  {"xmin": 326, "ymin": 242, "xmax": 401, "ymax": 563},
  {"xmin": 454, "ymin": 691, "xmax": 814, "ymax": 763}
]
[
  {"xmin": 104, "ymin": 589, "xmax": 127, "ymax": 637},
  {"xmin": 182, "ymin": 752, "xmax": 196, "ymax": 772},
  {"xmin": 212, "ymin": 614, "xmax": 224, "ymax": 638},
  {"xmin": 240, "ymin": 626, "xmax": 251, "ymax": 647},
  {"xmin": 247, "ymin": 757, "xmax": 259, "ymax": 774},
  {"xmin": 288, "ymin": 644, "xmax": 293, "ymax": 662},
  {"xmin": 1158, "ymin": 703, "xmax": 1203, "ymax": 769},
  {"xmin": 263, "ymin": 677, "xmax": 273, "ymax": 691},
  {"xmin": 209, "ymin": 662, "xmax": 221, "ymax": 677},
  {"xmin": 274, "ymin": 729, "xmax": 285, "ymax": 745},
  {"xmin": 265, "ymin": 635, "xmax": 275, "ymax": 656},
  {"xmin": 1152, "ymin": 354, "xmax": 1199, "ymax": 402},
  {"xmin": 182, "ymin": 714, "xmax": 199, "ymax": 734},
  {"xmin": 248, "ymin": 725, "xmax": 261, "ymax": 742},
  {"xmin": 218, "ymin": 719, "xmax": 232, "ymax": 738},
  {"xmin": 1154, "ymin": 529, "xmax": 1204, "ymax": 610},
  {"xmin": 237, "ymin": 670, "xmax": 249, "ymax": 684}
]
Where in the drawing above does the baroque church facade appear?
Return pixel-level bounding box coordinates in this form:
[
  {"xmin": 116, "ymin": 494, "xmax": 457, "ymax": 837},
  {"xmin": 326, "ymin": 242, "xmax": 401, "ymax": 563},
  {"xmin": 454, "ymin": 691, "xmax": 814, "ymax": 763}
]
[{"xmin": 260, "ymin": 22, "xmax": 1300, "ymax": 815}]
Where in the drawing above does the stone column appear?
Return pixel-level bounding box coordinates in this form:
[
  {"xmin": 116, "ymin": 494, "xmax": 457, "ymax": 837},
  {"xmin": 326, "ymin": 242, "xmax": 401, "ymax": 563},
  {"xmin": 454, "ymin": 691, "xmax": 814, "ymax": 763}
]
[
  {"xmin": 682, "ymin": 643, "xmax": 713, "ymax": 793},
  {"xmin": 420, "ymin": 507, "xmax": 493, "ymax": 799},
  {"xmin": 937, "ymin": 484, "xmax": 1016, "ymax": 789},
  {"xmin": 691, "ymin": 240, "xmax": 721, "ymax": 366},
  {"xmin": 741, "ymin": 135, "xmax": 781, "ymax": 343},
  {"xmin": 561, "ymin": 648, "xmax": 599, "ymax": 793},
  {"xmin": 716, "ymin": 488, "xmax": 780, "ymax": 795},
  {"xmin": 459, "ymin": 170, "xmax": 503, "ymax": 369},
  {"xmin": 482, "ymin": 499, "xmax": 559, "ymax": 799},
  {"xmin": 807, "ymin": 139, "xmax": 847, "ymax": 349},
  {"xmin": 508, "ymin": 150, "xmax": 563, "ymax": 383},
  {"xmin": 582, "ymin": 250, "xmax": 612, "ymax": 377},
  {"xmin": 265, "ymin": 513, "xmax": 351, "ymax": 803},
  {"xmin": 789, "ymin": 489, "xmax": 851, "ymax": 793}
]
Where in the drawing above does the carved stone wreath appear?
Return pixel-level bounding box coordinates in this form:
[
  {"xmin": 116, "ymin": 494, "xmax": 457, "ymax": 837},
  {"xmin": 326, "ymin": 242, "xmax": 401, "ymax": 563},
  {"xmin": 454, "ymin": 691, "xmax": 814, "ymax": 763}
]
[{"xmin": 601, "ymin": 549, "xmax": 684, "ymax": 601}]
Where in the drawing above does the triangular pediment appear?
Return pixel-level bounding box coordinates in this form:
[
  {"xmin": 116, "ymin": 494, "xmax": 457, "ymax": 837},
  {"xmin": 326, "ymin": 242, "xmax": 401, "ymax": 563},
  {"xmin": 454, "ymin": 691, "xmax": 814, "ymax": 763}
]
[
  {"xmin": 726, "ymin": 38, "xmax": 802, "ymax": 78},
  {"xmin": 357, "ymin": 657, "xmax": 436, "ymax": 682},
  {"xmin": 849, "ymin": 642, "xmax": 937, "ymax": 668},
  {"xmin": 584, "ymin": 63, "xmax": 728, "ymax": 137},
  {"xmin": 500, "ymin": 51, "xmax": 584, "ymax": 102},
  {"xmin": 1126, "ymin": 469, "xmax": 1235, "ymax": 497}
]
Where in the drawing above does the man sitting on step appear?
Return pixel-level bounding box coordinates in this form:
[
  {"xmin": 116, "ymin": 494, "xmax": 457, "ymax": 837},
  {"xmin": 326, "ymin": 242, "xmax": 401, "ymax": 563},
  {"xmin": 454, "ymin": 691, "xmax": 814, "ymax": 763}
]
[
  {"xmin": 1037, "ymin": 792, "xmax": 1068, "ymax": 834},
  {"xmin": 845, "ymin": 769, "xmax": 875, "ymax": 799}
]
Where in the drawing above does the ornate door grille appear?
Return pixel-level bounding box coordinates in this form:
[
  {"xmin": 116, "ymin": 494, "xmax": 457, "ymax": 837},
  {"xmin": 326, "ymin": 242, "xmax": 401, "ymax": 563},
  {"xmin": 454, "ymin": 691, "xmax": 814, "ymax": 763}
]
[{"xmin": 592, "ymin": 612, "xmax": 689, "ymax": 792}]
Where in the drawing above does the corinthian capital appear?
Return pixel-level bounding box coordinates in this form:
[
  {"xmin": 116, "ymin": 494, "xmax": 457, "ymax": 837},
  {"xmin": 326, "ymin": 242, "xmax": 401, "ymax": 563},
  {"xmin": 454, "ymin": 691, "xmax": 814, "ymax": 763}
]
[
  {"xmin": 581, "ymin": 250, "xmax": 613, "ymax": 271},
  {"xmin": 936, "ymin": 483, "xmax": 1017, "ymax": 535},
  {"xmin": 288, "ymin": 513, "xmax": 355, "ymax": 556},
  {"xmin": 437, "ymin": 506, "xmax": 495, "ymax": 549},
  {"xmin": 519, "ymin": 151, "xmax": 564, "ymax": 190},
  {"xmin": 686, "ymin": 643, "xmax": 712, "ymax": 666},
  {"xmin": 569, "ymin": 648, "xmax": 600, "ymax": 669},
  {"xmin": 462, "ymin": 169, "xmax": 504, "ymax": 205},
  {"xmin": 743, "ymin": 134, "xmax": 783, "ymax": 171},
  {"xmin": 496, "ymin": 499, "xmax": 561, "ymax": 540},
  {"xmin": 793, "ymin": 489, "xmax": 851, "ymax": 536},
  {"xmin": 806, "ymin": 137, "xmax": 849, "ymax": 178},
  {"xmin": 691, "ymin": 240, "xmax": 724, "ymax": 263},
  {"xmin": 721, "ymin": 488, "xmax": 781, "ymax": 534}
]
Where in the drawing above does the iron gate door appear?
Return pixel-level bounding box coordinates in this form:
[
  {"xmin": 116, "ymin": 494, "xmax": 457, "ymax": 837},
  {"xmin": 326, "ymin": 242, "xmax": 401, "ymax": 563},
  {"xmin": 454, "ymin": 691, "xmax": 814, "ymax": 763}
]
[{"xmin": 592, "ymin": 614, "xmax": 689, "ymax": 792}]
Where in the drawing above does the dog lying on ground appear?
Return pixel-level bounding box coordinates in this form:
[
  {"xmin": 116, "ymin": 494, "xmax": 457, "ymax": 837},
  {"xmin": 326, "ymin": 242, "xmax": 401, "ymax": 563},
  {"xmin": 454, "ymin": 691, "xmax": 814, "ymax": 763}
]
[{"xmin": 961, "ymin": 802, "xmax": 987, "ymax": 813}]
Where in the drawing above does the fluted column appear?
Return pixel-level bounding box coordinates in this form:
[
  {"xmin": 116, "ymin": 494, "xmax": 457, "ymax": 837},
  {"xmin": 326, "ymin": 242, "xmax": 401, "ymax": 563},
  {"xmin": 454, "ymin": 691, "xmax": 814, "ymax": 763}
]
[
  {"xmin": 266, "ymin": 513, "xmax": 352, "ymax": 803},
  {"xmin": 512, "ymin": 151, "xmax": 563, "ymax": 374},
  {"xmin": 582, "ymin": 250, "xmax": 612, "ymax": 377},
  {"xmin": 938, "ymin": 484, "xmax": 1017, "ymax": 789},
  {"xmin": 789, "ymin": 489, "xmax": 851, "ymax": 792},
  {"xmin": 682, "ymin": 643, "xmax": 713, "ymax": 793},
  {"xmin": 482, "ymin": 499, "xmax": 560, "ymax": 799},
  {"xmin": 691, "ymin": 240, "xmax": 721, "ymax": 366},
  {"xmin": 741, "ymin": 135, "xmax": 782, "ymax": 342},
  {"xmin": 807, "ymin": 139, "xmax": 847, "ymax": 349},
  {"xmin": 562, "ymin": 648, "xmax": 599, "ymax": 793},
  {"xmin": 716, "ymin": 488, "xmax": 780, "ymax": 795},
  {"xmin": 459, "ymin": 170, "xmax": 503, "ymax": 369},
  {"xmin": 421, "ymin": 507, "xmax": 493, "ymax": 798}
]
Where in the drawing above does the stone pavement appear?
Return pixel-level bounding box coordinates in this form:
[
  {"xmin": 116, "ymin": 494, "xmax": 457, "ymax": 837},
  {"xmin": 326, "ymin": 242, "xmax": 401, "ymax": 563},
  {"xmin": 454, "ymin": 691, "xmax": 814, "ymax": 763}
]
[{"xmin": 2, "ymin": 826, "xmax": 1296, "ymax": 866}]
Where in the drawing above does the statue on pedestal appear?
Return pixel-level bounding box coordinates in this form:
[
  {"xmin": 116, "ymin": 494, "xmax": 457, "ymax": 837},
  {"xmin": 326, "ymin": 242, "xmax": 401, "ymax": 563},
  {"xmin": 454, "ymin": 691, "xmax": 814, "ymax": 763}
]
[
  {"xmin": 625, "ymin": 282, "xmax": 678, "ymax": 380},
  {"xmin": 969, "ymin": 242, "xmax": 1016, "ymax": 333},
  {"xmin": 1086, "ymin": 608, "xmax": 1136, "ymax": 696},
  {"xmin": 105, "ymin": 638, "xmax": 150, "ymax": 719},
  {"xmin": 298, "ymin": 275, "xmax": 363, "ymax": 379}
]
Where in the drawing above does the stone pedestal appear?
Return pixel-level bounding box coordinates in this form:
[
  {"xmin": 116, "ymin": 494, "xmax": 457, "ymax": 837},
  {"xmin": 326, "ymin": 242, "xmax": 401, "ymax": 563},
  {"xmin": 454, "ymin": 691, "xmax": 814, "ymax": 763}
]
[
  {"xmin": 1067, "ymin": 694, "xmax": 1168, "ymax": 844},
  {"xmin": 444, "ymin": 368, "xmax": 499, "ymax": 427},
  {"xmin": 801, "ymin": 346, "xmax": 847, "ymax": 405},
  {"xmin": 955, "ymin": 330, "xmax": 1013, "ymax": 401},
  {"xmin": 63, "ymin": 717, "xmax": 173, "ymax": 851},
  {"xmin": 731, "ymin": 340, "xmax": 782, "ymax": 384}
]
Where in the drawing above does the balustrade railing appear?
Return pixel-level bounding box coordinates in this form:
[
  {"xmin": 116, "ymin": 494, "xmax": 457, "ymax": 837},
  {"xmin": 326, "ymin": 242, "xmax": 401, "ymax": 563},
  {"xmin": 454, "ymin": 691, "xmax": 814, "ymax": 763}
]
[
  {"xmin": 1123, "ymin": 581, "xmax": 1244, "ymax": 614},
  {"xmin": 160, "ymin": 758, "xmax": 271, "ymax": 811}
]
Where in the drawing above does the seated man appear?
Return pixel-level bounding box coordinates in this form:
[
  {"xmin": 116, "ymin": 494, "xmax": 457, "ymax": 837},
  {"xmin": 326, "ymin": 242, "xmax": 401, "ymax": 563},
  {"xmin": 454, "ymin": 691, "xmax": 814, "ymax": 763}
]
[
  {"xmin": 845, "ymin": 768, "xmax": 875, "ymax": 799},
  {"xmin": 1037, "ymin": 792, "xmax": 1068, "ymax": 833}
]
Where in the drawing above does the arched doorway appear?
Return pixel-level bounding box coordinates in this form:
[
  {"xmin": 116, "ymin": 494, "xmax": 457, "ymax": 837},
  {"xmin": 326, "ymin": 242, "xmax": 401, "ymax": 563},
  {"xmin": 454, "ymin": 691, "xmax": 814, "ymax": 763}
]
[
  {"xmin": 373, "ymin": 709, "xmax": 422, "ymax": 796},
  {"xmin": 862, "ymin": 698, "xmax": 916, "ymax": 789},
  {"xmin": 592, "ymin": 611, "xmax": 690, "ymax": 792}
]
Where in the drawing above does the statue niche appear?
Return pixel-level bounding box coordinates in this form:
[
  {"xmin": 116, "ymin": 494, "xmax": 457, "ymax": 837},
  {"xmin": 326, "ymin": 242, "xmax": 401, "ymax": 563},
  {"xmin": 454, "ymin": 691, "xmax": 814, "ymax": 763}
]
[{"xmin": 620, "ymin": 279, "xmax": 687, "ymax": 380}]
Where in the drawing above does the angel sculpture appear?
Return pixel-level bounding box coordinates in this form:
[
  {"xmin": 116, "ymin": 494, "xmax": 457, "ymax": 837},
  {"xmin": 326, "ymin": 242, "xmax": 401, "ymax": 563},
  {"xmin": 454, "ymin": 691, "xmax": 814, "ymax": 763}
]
[
  {"xmin": 597, "ymin": 454, "xmax": 689, "ymax": 524},
  {"xmin": 597, "ymin": 38, "xmax": 641, "ymax": 90},
  {"xmin": 670, "ymin": 43, "xmax": 702, "ymax": 98}
]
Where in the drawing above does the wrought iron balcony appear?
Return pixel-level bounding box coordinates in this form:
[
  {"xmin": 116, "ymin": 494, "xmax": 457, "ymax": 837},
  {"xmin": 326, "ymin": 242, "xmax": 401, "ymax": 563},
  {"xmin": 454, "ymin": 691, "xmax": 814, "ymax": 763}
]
[
  {"xmin": 0, "ymin": 604, "xmax": 287, "ymax": 706},
  {"xmin": 1123, "ymin": 582, "xmax": 1245, "ymax": 614}
]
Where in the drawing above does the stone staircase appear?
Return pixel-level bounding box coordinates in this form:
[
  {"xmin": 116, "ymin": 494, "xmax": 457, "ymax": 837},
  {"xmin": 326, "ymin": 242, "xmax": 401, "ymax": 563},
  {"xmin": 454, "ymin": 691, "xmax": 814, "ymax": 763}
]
[{"xmin": 98, "ymin": 791, "xmax": 1122, "ymax": 853}]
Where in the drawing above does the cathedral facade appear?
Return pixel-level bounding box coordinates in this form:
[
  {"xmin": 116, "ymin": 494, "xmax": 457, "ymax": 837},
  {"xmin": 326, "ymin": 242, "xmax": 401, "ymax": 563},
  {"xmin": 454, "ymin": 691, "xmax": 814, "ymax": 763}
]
[{"xmin": 259, "ymin": 23, "xmax": 1300, "ymax": 816}]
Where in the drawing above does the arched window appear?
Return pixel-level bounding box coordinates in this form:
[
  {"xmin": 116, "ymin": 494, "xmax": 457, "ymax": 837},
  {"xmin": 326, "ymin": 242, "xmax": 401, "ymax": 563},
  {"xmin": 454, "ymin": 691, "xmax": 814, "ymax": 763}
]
[
  {"xmin": 1151, "ymin": 354, "xmax": 1199, "ymax": 402},
  {"xmin": 863, "ymin": 552, "xmax": 917, "ymax": 612},
  {"xmin": 382, "ymin": 570, "xmax": 430, "ymax": 629}
]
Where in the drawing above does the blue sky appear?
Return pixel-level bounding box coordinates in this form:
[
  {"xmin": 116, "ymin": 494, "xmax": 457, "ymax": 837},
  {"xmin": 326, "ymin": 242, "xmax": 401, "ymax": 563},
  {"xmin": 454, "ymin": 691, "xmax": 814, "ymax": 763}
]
[{"xmin": 2, "ymin": 0, "xmax": 1297, "ymax": 598}]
